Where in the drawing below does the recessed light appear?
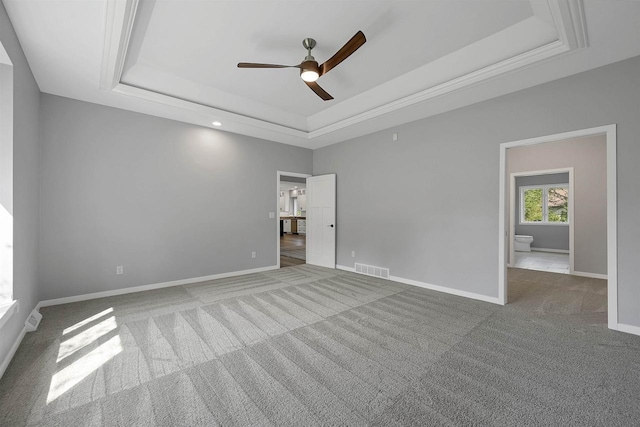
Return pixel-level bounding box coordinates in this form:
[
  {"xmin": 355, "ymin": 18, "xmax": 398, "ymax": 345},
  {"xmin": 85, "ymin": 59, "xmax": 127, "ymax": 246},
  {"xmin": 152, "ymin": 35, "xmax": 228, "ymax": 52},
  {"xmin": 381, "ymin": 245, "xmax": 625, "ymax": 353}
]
[{"xmin": 212, "ymin": 121, "xmax": 222, "ymax": 127}]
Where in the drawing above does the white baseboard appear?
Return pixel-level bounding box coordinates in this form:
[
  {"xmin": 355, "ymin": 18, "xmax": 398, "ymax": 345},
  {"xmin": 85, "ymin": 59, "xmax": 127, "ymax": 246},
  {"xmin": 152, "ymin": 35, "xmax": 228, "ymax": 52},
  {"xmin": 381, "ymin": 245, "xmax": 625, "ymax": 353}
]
[
  {"xmin": 336, "ymin": 264, "xmax": 501, "ymax": 305},
  {"xmin": 616, "ymin": 323, "xmax": 640, "ymax": 337},
  {"xmin": 571, "ymin": 270, "xmax": 608, "ymax": 280},
  {"xmin": 390, "ymin": 275, "xmax": 502, "ymax": 305},
  {"xmin": 39, "ymin": 265, "xmax": 279, "ymax": 308},
  {"xmin": 0, "ymin": 325, "xmax": 27, "ymax": 380},
  {"xmin": 531, "ymin": 248, "xmax": 570, "ymax": 254}
]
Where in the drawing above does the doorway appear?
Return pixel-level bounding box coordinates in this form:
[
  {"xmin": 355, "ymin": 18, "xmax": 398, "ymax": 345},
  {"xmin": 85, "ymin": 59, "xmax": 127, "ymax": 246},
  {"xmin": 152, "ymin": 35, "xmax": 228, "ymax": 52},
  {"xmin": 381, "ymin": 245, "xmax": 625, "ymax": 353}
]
[
  {"xmin": 509, "ymin": 168, "xmax": 574, "ymax": 275},
  {"xmin": 498, "ymin": 125, "xmax": 618, "ymax": 330},
  {"xmin": 277, "ymin": 171, "xmax": 311, "ymax": 268}
]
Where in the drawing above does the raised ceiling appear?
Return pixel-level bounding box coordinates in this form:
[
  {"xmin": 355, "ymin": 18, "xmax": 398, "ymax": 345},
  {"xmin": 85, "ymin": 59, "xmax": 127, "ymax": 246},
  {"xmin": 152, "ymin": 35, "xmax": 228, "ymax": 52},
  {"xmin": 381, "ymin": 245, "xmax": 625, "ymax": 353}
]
[{"xmin": 3, "ymin": 0, "xmax": 640, "ymax": 149}]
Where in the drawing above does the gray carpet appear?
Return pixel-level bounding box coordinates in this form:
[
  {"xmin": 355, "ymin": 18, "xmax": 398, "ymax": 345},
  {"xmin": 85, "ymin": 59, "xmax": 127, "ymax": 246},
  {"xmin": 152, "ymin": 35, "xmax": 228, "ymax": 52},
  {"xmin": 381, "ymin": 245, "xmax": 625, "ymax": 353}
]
[{"xmin": 1, "ymin": 266, "xmax": 639, "ymax": 426}]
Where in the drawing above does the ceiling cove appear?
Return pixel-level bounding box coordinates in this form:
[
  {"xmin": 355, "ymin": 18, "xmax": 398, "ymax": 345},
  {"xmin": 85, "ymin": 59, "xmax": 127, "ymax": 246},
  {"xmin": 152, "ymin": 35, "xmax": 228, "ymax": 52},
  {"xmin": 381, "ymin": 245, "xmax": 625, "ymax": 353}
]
[{"xmin": 100, "ymin": 0, "xmax": 587, "ymax": 149}]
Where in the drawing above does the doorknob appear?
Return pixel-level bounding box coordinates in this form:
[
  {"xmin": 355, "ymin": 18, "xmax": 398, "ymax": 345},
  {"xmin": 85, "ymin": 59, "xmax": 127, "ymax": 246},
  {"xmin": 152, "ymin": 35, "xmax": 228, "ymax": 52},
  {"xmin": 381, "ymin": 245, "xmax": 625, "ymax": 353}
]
[{"xmin": 329, "ymin": 224, "xmax": 334, "ymax": 228}]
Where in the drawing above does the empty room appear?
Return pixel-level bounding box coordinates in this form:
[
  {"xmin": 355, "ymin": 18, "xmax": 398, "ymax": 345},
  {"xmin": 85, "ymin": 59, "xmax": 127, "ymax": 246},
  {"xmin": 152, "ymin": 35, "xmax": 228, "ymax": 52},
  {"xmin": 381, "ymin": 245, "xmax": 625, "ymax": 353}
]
[{"xmin": 1, "ymin": 1, "xmax": 640, "ymax": 426}]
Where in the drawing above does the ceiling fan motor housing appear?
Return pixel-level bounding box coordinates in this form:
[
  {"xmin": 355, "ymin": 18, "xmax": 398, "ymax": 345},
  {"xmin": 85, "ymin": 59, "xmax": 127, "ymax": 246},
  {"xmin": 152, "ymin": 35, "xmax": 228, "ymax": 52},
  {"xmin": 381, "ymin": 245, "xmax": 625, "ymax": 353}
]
[{"xmin": 300, "ymin": 60, "xmax": 320, "ymax": 77}]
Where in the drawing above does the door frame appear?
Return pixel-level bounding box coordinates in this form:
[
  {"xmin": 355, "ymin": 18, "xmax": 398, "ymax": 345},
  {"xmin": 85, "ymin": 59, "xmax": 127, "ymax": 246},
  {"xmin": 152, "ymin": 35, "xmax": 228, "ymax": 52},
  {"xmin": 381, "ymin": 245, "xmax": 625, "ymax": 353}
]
[
  {"xmin": 509, "ymin": 167, "xmax": 574, "ymax": 273},
  {"xmin": 276, "ymin": 171, "xmax": 312, "ymax": 269},
  {"xmin": 498, "ymin": 124, "xmax": 617, "ymax": 331}
]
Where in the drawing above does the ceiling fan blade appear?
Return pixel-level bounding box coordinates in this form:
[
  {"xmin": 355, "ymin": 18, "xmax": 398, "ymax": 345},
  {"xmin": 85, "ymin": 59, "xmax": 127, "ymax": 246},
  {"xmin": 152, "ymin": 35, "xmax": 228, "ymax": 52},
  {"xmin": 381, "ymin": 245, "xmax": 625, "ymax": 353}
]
[
  {"xmin": 320, "ymin": 30, "xmax": 366, "ymax": 76},
  {"xmin": 305, "ymin": 81, "xmax": 334, "ymax": 101},
  {"xmin": 237, "ymin": 62, "xmax": 299, "ymax": 69}
]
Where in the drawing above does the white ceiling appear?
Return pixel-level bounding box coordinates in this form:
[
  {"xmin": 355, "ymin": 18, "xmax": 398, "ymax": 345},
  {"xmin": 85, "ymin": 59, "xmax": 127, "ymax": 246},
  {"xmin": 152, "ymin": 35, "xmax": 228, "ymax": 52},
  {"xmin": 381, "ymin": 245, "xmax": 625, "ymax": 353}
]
[{"xmin": 3, "ymin": 0, "xmax": 640, "ymax": 149}]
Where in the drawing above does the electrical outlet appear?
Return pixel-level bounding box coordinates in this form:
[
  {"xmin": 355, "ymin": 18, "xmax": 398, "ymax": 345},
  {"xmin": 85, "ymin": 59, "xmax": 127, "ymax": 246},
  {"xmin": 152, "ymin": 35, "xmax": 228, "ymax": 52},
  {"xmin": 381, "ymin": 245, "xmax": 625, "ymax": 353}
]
[
  {"xmin": 351, "ymin": 251, "xmax": 356, "ymax": 258},
  {"xmin": 251, "ymin": 251, "xmax": 256, "ymax": 259},
  {"xmin": 116, "ymin": 265, "xmax": 123, "ymax": 275},
  {"xmin": 392, "ymin": 133, "xmax": 398, "ymax": 141},
  {"xmin": 269, "ymin": 212, "xmax": 275, "ymax": 219}
]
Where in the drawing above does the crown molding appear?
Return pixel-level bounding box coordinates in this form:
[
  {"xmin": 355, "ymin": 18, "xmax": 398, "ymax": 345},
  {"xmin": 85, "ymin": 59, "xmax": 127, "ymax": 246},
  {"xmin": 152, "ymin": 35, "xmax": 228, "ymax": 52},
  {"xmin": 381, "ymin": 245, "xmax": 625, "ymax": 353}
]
[
  {"xmin": 100, "ymin": 0, "xmax": 589, "ymax": 146},
  {"xmin": 100, "ymin": 0, "xmax": 139, "ymax": 91},
  {"xmin": 548, "ymin": 0, "xmax": 589, "ymax": 50},
  {"xmin": 307, "ymin": 39, "xmax": 569, "ymax": 139}
]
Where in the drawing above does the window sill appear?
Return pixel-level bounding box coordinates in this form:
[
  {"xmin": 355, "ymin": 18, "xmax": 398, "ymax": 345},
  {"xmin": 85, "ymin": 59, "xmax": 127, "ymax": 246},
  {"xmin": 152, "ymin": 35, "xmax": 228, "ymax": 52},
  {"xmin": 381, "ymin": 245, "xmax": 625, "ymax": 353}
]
[
  {"xmin": 519, "ymin": 222, "xmax": 569, "ymax": 226},
  {"xmin": 0, "ymin": 300, "xmax": 18, "ymax": 331}
]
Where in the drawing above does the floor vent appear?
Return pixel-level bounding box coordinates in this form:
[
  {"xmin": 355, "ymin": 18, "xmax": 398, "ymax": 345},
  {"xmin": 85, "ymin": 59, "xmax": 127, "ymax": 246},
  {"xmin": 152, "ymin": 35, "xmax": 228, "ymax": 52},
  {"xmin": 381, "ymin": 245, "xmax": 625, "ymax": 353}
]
[
  {"xmin": 354, "ymin": 263, "xmax": 390, "ymax": 280},
  {"xmin": 25, "ymin": 309, "xmax": 42, "ymax": 332}
]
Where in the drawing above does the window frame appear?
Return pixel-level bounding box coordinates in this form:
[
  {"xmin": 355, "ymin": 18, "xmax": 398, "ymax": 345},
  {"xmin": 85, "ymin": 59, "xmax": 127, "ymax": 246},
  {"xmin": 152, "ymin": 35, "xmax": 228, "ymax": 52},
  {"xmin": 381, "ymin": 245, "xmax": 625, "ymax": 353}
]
[{"xmin": 519, "ymin": 183, "xmax": 570, "ymax": 225}]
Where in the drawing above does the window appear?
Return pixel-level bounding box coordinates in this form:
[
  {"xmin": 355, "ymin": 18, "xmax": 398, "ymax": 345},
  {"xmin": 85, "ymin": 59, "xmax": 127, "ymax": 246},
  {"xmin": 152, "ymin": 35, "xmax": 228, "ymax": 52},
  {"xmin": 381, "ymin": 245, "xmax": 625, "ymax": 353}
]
[
  {"xmin": 0, "ymin": 41, "xmax": 15, "ymax": 326},
  {"xmin": 520, "ymin": 184, "xmax": 569, "ymax": 224}
]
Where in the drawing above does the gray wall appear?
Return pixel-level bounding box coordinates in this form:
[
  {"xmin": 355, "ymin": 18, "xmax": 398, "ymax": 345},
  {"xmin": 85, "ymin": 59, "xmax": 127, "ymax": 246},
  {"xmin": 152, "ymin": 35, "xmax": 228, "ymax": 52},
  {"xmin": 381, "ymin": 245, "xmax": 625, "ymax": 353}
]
[
  {"xmin": 0, "ymin": 2, "xmax": 41, "ymax": 369},
  {"xmin": 314, "ymin": 55, "xmax": 640, "ymax": 327},
  {"xmin": 515, "ymin": 173, "xmax": 570, "ymax": 251},
  {"xmin": 39, "ymin": 94, "xmax": 312, "ymax": 300},
  {"xmin": 508, "ymin": 136, "xmax": 607, "ymax": 275}
]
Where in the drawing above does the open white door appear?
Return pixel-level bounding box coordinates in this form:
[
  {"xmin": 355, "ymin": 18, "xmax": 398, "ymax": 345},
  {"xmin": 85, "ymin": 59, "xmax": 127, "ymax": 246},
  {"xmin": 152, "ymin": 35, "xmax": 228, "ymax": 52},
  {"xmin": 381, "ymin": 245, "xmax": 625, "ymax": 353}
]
[{"xmin": 306, "ymin": 174, "xmax": 336, "ymax": 268}]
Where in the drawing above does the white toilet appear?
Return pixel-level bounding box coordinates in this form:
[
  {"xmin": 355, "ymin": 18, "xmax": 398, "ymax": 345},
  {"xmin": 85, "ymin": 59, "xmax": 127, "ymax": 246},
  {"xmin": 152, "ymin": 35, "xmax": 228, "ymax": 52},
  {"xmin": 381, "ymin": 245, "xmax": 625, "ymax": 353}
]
[{"xmin": 514, "ymin": 235, "xmax": 534, "ymax": 252}]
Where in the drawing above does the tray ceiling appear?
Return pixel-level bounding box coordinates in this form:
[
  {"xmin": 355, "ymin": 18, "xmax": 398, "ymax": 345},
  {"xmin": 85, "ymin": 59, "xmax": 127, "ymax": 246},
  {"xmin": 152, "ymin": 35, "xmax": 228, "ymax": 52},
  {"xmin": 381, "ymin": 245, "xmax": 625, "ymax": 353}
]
[{"xmin": 3, "ymin": 0, "xmax": 640, "ymax": 148}]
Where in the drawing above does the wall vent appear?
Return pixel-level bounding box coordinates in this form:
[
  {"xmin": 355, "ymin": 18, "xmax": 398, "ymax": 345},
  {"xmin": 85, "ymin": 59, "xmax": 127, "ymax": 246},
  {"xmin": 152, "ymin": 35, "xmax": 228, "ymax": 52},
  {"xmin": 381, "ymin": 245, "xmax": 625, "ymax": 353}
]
[
  {"xmin": 24, "ymin": 309, "xmax": 42, "ymax": 332},
  {"xmin": 354, "ymin": 263, "xmax": 390, "ymax": 280}
]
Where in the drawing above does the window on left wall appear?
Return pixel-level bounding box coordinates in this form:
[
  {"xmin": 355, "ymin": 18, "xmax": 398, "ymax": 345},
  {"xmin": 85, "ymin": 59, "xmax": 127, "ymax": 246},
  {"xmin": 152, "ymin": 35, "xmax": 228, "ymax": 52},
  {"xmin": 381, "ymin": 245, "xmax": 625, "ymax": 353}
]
[{"xmin": 0, "ymin": 41, "xmax": 15, "ymax": 319}]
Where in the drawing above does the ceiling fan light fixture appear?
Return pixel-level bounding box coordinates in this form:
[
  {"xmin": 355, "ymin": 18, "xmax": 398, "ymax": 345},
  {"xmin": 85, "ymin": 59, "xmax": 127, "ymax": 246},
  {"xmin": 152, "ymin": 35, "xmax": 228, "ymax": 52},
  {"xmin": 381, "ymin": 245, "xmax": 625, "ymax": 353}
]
[
  {"xmin": 300, "ymin": 60, "xmax": 320, "ymax": 82},
  {"xmin": 300, "ymin": 69, "xmax": 319, "ymax": 82}
]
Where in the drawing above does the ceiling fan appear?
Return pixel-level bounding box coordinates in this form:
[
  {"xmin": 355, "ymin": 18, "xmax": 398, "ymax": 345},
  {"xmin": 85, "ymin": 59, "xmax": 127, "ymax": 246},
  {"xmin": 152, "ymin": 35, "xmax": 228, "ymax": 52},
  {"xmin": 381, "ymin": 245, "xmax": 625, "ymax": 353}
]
[{"xmin": 237, "ymin": 31, "xmax": 366, "ymax": 101}]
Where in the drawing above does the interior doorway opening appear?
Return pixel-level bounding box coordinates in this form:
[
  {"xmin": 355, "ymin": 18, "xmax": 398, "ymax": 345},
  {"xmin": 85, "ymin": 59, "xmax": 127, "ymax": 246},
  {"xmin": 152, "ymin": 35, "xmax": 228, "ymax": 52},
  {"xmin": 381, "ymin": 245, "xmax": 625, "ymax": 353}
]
[
  {"xmin": 277, "ymin": 171, "xmax": 311, "ymax": 268},
  {"xmin": 498, "ymin": 125, "xmax": 618, "ymax": 330}
]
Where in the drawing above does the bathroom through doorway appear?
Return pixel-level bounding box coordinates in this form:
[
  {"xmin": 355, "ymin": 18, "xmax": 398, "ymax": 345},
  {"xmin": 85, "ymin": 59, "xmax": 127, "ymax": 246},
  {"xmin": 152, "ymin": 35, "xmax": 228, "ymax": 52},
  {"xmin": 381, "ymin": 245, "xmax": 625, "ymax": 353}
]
[
  {"xmin": 509, "ymin": 167, "xmax": 573, "ymax": 275},
  {"xmin": 498, "ymin": 125, "xmax": 618, "ymax": 330}
]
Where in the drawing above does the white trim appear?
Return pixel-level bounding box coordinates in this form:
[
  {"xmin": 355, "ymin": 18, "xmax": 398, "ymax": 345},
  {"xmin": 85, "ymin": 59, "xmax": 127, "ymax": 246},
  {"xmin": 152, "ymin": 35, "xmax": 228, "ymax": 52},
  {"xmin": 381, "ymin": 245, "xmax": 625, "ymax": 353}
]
[
  {"xmin": 499, "ymin": 124, "xmax": 617, "ymax": 330},
  {"xmin": 100, "ymin": 0, "xmax": 139, "ymax": 90},
  {"xmin": 571, "ymin": 271, "xmax": 608, "ymax": 280},
  {"xmin": 390, "ymin": 275, "xmax": 501, "ymax": 305},
  {"xmin": 605, "ymin": 125, "xmax": 618, "ymax": 331},
  {"xmin": 520, "ymin": 222, "xmax": 570, "ymax": 227},
  {"xmin": 98, "ymin": 1, "xmax": 587, "ymax": 146},
  {"xmin": 336, "ymin": 264, "xmax": 355, "ymax": 273},
  {"xmin": 337, "ymin": 265, "xmax": 501, "ymax": 305},
  {"xmin": 0, "ymin": 325, "xmax": 26, "ymax": 380},
  {"xmin": 308, "ymin": 40, "xmax": 569, "ymax": 139},
  {"xmin": 39, "ymin": 265, "xmax": 278, "ymax": 308},
  {"xmin": 0, "ymin": 300, "xmax": 18, "ymax": 331},
  {"xmin": 276, "ymin": 171, "xmax": 312, "ymax": 269},
  {"xmin": 548, "ymin": 0, "xmax": 589, "ymax": 50},
  {"xmin": 617, "ymin": 323, "xmax": 640, "ymax": 337},
  {"xmin": 531, "ymin": 248, "xmax": 570, "ymax": 254},
  {"xmin": 112, "ymin": 83, "xmax": 309, "ymax": 138}
]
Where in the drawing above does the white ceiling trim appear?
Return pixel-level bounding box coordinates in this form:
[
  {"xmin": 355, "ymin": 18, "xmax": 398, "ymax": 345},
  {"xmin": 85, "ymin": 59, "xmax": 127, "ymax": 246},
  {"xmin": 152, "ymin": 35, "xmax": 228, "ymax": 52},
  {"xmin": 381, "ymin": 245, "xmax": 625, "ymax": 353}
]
[
  {"xmin": 100, "ymin": 0, "xmax": 588, "ymax": 146},
  {"xmin": 100, "ymin": 0, "xmax": 139, "ymax": 91},
  {"xmin": 308, "ymin": 39, "xmax": 569, "ymax": 139},
  {"xmin": 111, "ymin": 83, "xmax": 309, "ymax": 139},
  {"xmin": 548, "ymin": 0, "xmax": 589, "ymax": 49}
]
